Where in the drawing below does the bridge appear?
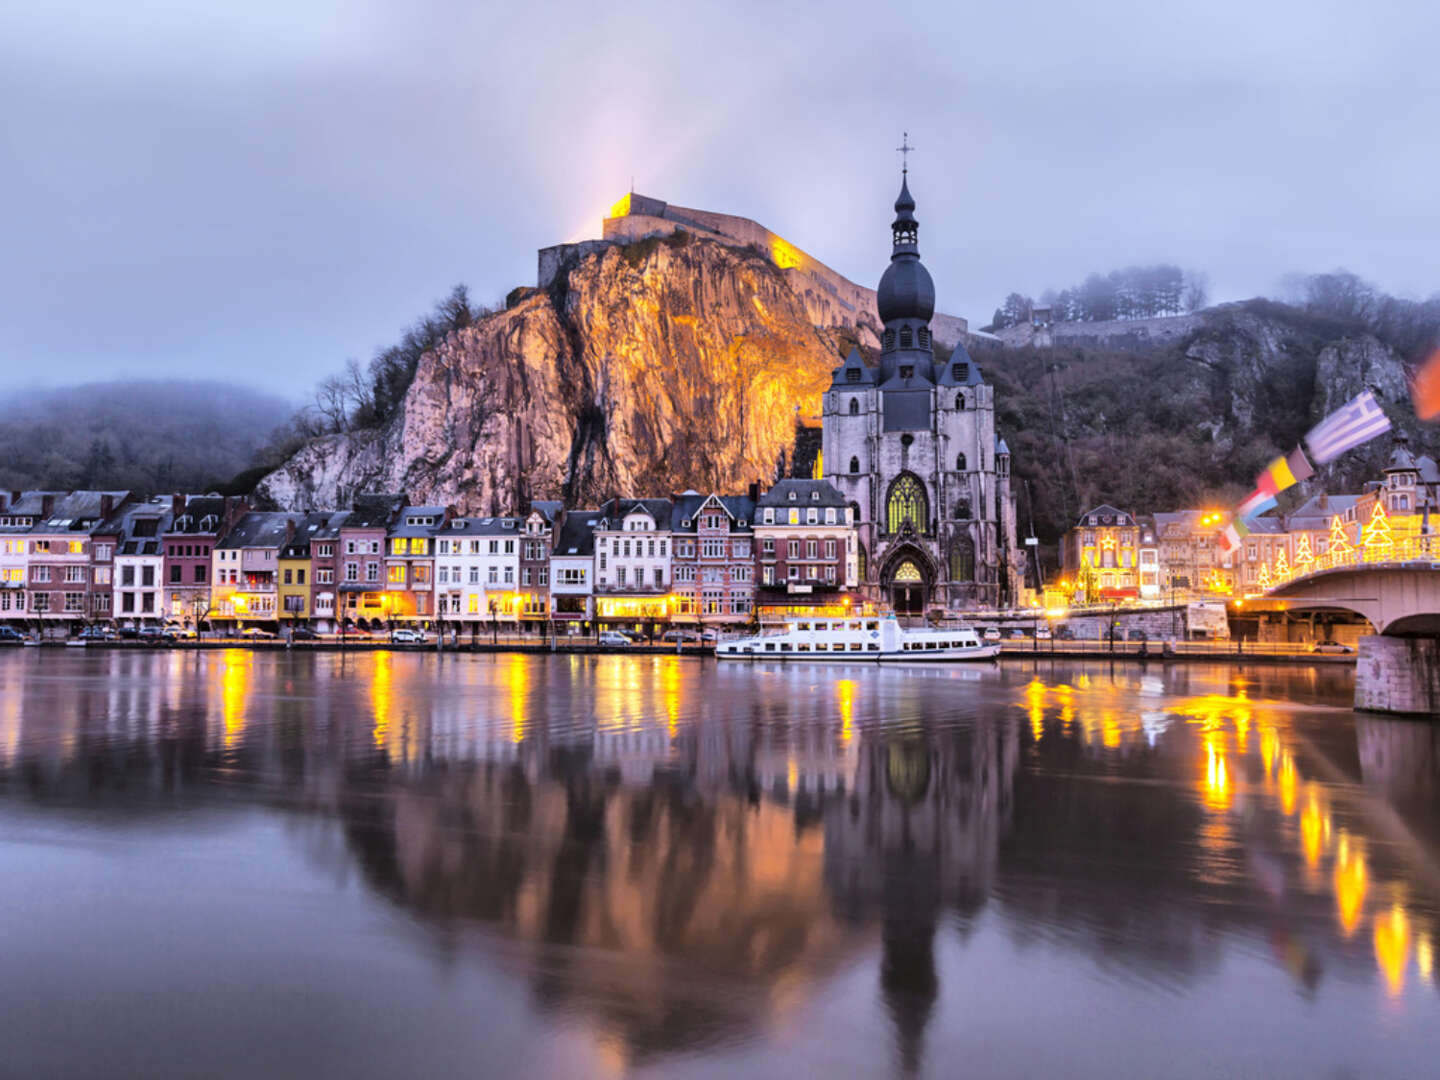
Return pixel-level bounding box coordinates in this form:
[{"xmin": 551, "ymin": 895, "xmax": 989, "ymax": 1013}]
[{"xmin": 1261, "ymin": 539, "xmax": 1440, "ymax": 715}]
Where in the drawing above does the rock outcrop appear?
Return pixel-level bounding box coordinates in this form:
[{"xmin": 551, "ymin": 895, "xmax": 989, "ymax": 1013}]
[{"xmin": 260, "ymin": 233, "xmax": 844, "ymax": 512}]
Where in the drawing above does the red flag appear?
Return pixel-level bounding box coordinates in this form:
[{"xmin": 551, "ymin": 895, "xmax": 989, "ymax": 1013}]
[{"xmin": 1414, "ymin": 347, "xmax": 1440, "ymax": 422}]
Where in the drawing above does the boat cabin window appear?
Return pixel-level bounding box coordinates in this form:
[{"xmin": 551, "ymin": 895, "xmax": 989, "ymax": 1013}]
[
  {"xmin": 798, "ymin": 644, "xmax": 810, "ymax": 652},
  {"xmin": 796, "ymin": 622, "xmax": 811, "ymax": 632},
  {"xmin": 815, "ymin": 643, "xmax": 828, "ymax": 651},
  {"xmin": 866, "ymin": 643, "xmax": 879, "ymax": 651},
  {"xmin": 865, "ymin": 621, "xmax": 879, "ymax": 631},
  {"xmin": 764, "ymin": 643, "xmax": 775, "ymax": 652},
  {"xmin": 780, "ymin": 643, "xmax": 792, "ymax": 652},
  {"xmin": 849, "ymin": 642, "xmax": 862, "ymax": 651}
]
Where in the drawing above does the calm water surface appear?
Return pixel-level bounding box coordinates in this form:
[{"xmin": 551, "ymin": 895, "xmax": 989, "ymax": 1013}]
[{"xmin": 2, "ymin": 650, "xmax": 1438, "ymax": 1078}]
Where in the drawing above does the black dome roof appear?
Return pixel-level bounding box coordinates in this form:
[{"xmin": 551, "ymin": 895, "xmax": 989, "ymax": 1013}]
[{"xmin": 878, "ymin": 257, "xmax": 935, "ymax": 324}]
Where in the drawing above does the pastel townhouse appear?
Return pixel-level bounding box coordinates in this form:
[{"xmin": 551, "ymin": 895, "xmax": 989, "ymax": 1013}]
[
  {"xmin": 163, "ymin": 495, "xmax": 245, "ymax": 628},
  {"xmin": 300, "ymin": 511, "xmax": 347, "ymax": 632},
  {"xmin": 0, "ymin": 492, "xmax": 62, "ymax": 623},
  {"xmin": 519, "ymin": 501, "xmax": 560, "ymax": 631},
  {"xmin": 593, "ymin": 498, "xmax": 673, "ymax": 629},
  {"xmin": 211, "ymin": 512, "xmax": 301, "ymax": 628},
  {"xmin": 549, "ymin": 509, "xmax": 602, "ymax": 628},
  {"xmin": 434, "ymin": 516, "xmax": 523, "ymax": 629},
  {"xmin": 669, "ymin": 491, "xmax": 757, "ymax": 627},
  {"xmin": 385, "ymin": 506, "xmax": 450, "ymax": 624},
  {"xmin": 336, "ymin": 495, "xmax": 400, "ymax": 630},
  {"xmin": 753, "ymin": 480, "xmax": 858, "ymax": 623},
  {"xmin": 28, "ymin": 491, "xmax": 129, "ymax": 631},
  {"xmin": 101, "ymin": 497, "xmax": 173, "ymax": 628}
]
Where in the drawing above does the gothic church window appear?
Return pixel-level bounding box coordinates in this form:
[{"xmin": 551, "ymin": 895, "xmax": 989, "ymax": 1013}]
[
  {"xmin": 956, "ymin": 453, "xmax": 966, "ymax": 471},
  {"xmin": 886, "ymin": 473, "xmax": 928, "ymax": 534},
  {"xmin": 955, "ymin": 393, "xmax": 966, "ymax": 410},
  {"xmin": 955, "ymin": 499, "xmax": 971, "ymax": 519},
  {"xmin": 849, "ymin": 457, "xmax": 860, "ymax": 474},
  {"xmin": 949, "ymin": 536, "xmax": 975, "ymax": 581},
  {"xmin": 849, "ymin": 398, "xmax": 860, "ymax": 415}
]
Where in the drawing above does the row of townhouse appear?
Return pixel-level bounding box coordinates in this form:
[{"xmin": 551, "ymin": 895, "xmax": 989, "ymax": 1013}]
[
  {"xmin": 1058, "ymin": 436, "xmax": 1439, "ymax": 603},
  {"xmin": 0, "ymin": 479, "xmax": 862, "ymax": 633}
]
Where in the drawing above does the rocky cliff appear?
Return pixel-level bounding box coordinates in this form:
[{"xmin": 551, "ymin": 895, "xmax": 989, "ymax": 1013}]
[{"xmin": 260, "ymin": 232, "xmax": 845, "ymax": 512}]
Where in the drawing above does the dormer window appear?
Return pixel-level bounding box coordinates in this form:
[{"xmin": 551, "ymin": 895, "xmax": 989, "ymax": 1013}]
[
  {"xmin": 811, "ymin": 491, "xmax": 820, "ymax": 501},
  {"xmin": 953, "ymin": 363, "xmax": 968, "ymax": 382},
  {"xmin": 788, "ymin": 492, "xmax": 796, "ymax": 501},
  {"xmin": 846, "ymin": 368, "xmax": 861, "ymax": 383}
]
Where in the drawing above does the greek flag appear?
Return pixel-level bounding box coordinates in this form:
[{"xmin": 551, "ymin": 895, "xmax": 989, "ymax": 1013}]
[{"xmin": 1305, "ymin": 391, "xmax": 1392, "ymax": 464}]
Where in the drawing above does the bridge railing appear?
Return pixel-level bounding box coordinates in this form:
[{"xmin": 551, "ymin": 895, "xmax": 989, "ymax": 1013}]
[{"xmin": 1253, "ymin": 536, "xmax": 1438, "ymax": 596}]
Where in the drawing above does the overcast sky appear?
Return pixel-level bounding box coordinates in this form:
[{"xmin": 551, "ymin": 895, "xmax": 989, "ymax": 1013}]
[{"xmin": 3, "ymin": 0, "xmax": 1436, "ymax": 396}]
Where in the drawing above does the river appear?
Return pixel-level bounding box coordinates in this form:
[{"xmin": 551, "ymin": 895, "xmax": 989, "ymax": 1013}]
[{"xmin": 1, "ymin": 649, "xmax": 1437, "ymax": 1078}]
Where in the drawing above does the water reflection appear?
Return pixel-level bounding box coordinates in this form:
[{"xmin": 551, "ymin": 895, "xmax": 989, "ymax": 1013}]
[{"xmin": 1, "ymin": 651, "xmax": 1439, "ymax": 1077}]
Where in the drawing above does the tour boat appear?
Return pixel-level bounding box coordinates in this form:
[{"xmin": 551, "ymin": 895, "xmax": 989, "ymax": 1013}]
[{"xmin": 716, "ymin": 613, "xmax": 1001, "ymax": 662}]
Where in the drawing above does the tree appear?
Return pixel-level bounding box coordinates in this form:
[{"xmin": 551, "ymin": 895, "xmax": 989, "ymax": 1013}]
[
  {"xmin": 1183, "ymin": 273, "xmax": 1209, "ymax": 313},
  {"xmin": 1362, "ymin": 501, "xmax": 1393, "ymax": 561},
  {"xmin": 1076, "ymin": 273, "xmax": 1119, "ymax": 322},
  {"xmin": 1001, "ymin": 292, "xmax": 1033, "ymax": 328},
  {"xmin": 1328, "ymin": 514, "xmax": 1354, "ymax": 562}
]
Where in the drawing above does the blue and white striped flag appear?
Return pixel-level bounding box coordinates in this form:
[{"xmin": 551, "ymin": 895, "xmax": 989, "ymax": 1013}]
[{"xmin": 1305, "ymin": 391, "xmax": 1392, "ymax": 464}]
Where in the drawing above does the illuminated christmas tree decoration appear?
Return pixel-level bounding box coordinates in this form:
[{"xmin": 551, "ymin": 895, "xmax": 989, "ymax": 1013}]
[
  {"xmin": 1294, "ymin": 533, "xmax": 1315, "ymax": 570},
  {"xmin": 1328, "ymin": 515, "xmax": 1353, "ymax": 562},
  {"xmin": 1362, "ymin": 502, "xmax": 1393, "ymax": 562}
]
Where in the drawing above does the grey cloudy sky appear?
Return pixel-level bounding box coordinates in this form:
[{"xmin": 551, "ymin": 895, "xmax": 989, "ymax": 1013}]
[{"xmin": 3, "ymin": 0, "xmax": 1436, "ymax": 396}]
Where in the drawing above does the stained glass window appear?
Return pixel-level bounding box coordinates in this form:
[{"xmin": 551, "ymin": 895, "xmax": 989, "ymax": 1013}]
[{"xmin": 886, "ymin": 474, "xmax": 927, "ymax": 534}]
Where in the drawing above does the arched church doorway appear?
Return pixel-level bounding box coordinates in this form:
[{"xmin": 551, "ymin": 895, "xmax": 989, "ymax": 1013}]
[{"xmin": 889, "ymin": 557, "xmax": 927, "ymax": 616}]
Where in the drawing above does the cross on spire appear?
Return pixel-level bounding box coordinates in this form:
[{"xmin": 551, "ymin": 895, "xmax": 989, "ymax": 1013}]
[{"xmin": 896, "ymin": 131, "xmax": 915, "ymax": 174}]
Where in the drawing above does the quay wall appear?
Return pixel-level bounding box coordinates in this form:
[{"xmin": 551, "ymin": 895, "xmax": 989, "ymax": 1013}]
[{"xmin": 1355, "ymin": 636, "xmax": 1440, "ymax": 716}]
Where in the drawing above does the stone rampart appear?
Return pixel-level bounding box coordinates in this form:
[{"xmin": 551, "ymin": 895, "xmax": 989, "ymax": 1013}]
[{"xmin": 996, "ymin": 313, "xmax": 1206, "ymax": 352}]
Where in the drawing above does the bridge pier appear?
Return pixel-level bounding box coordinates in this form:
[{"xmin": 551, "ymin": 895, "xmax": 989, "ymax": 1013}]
[{"xmin": 1356, "ymin": 636, "xmax": 1440, "ymax": 717}]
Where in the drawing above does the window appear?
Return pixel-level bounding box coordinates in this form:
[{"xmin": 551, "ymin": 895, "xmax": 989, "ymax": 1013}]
[
  {"xmin": 899, "ymin": 364, "xmax": 914, "ymax": 379},
  {"xmin": 489, "ymin": 540, "xmax": 499, "ymax": 555},
  {"xmin": 317, "ymin": 544, "xmax": 332, "ymax": 557},
  {"xmin": 391, "ymin": 539, "xmax": 406, "ymax": 555},
  {"xmin": 93, "ymin": 567, "xmax": 110, "ymax": 585},
  {"xmin": 825, "ymin": 508, "xmax": 836, "ymax": 524},
  {"xmin": 469, "ymin": 566, "xmax": 480, "ymax": 584},
  {"xmin": 807, "ymin": 540, "xmax": 818, "ymax": 559},
  {"xmin": 345, "ymin": 561, "xmax": 359, "ymax": 582},
  {"xmin": 762, "ymin": 538, "xmax": 775, "ymax": 557},
  {"xmin": 66, "ymin": 565, "xmax": 85, "ymax": 583},
  {"xmin": 806, "ymin": 508, "xmax": 818, "ymax": 524},
  {"xmin": 788, "ymin": 540, "xmax": 799, "ymax": 558},
  {"xmin": 120, "ymin": 566, "xmax": 135, "ymax": 587},
  {"xmin": 412, "ymin": 565, "xmax": 430, "ymax": 584},
  {"xmin": 886, "ymin": 473, "xmax": 928, "ymax": 534},
  {"xmin": 409, "ymin": 538, "xmax": 426, "ymax": 555},
  {"xmin": 68, "ymin": 541, "xmax": 83, "ymax": 555},
  {"xmin": 848, "ymin": 398, "xmax": 860, "ymax": 415},
  {"xmin": 388, "ymin": 565, "xmax": 406, "ymax": 584},
  {"xmin": 956, "ymin": 453, "xmax": 967, "ymax": 471},
  {"xmin": 733, "ymin": 565, "xmax": 750, "ymax": 583},
  {"xmin": 488, "ymin": 566, "xmax": 499, "ymax": 584},
  {"xmin": 849, "ymin": 456, "xmax": 860, "ymax": 473},
  {"xmin": 522, "ymin": 567, "xmax": 531, "ymax": 586},
  {"xmin": 94, "ymin": 544, "xmax": 112, "ymax": 561},
  {"xmin": 170, "ymin": 565, "xmax": 182, "ymax": 584},
  {"xmin": 366, "ymin": 562, "xmax": 380, "ymax": 582},
  {"xmin": 846, "ymin": 368, "xmax": 861, "ymax": 383},
  {"xmin": 34, "ymin": 566, "xmax": 50, "ymax": 583},
  {"xmin": 557, "ymin": 567, "xmax": 586, "ymax": 586},
  {"xmin": 899, "ymin": 328, "xmax": 912, "ymax": 348},
  {"xmin": 763, "ymin": 565, "xmax": 774, "ymax": 585},
  {"xmin": 763, "ymin": 509, "xmax": 775, "ymax": 524},
  {"xmin": 825, "ymin": 539, "xmax": 836, "ymax": 559},
  {"xmin": 283, "ymin": 569, "xmax": 293, "ymax": 585},
  {"xmin": 953, "ymin": 363, "xmax": 968, "ymax": 383},
  {"xmin": 122, "ymin": 592, "xmax": 135, "ymax": 613},
  {"xmin": 318, "ymin": 568, "xmax": 333, "ymax": 584},
  {"xmin": 65, "ymin": 592, "xmax": 84, "ymax": 612},
  {"xmin": 539, "ymin": 568, "xmax": 548, "ymax": 586}
]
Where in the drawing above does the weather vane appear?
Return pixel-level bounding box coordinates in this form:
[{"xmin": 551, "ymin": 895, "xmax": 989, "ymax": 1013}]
[{"xmin": 896, "ymin": 131, "xmax": 915, "ymax": 174}]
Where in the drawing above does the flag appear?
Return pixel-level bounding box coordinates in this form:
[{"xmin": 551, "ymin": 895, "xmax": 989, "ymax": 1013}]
[
  {"xmin": 1413, "ymin": 347, "xmax": 1440, "ymax": 422},
  {"xmin": 1218, "ymin": 517, "xmax": 1252, "ymax": 553},
  {"xmin": 1236, "ymin": 488, "xmax": 1277, "ymax": 522},
  {"xmin": 1305, "ymin": 391, "xmax": 1392, "ymax": 464},
  {"xmin": 1256, "ymin": 446, "xmax": 1315, "ymax": 496}
]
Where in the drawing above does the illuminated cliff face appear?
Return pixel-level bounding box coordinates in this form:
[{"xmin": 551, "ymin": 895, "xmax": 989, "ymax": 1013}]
[{"xmin": 260, "ymin": 236, "xmax": 845, "ymax": 513}]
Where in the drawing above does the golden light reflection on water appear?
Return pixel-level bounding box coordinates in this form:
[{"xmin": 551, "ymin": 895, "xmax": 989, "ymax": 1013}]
[
  {"xmin": 1374, "ymin": 904, "xmax": 1411, "ymax": 996},
  {"xmin": 219, "ymin": 649, "xmax": 251, "ymax": 750},
  {"xmin": 836, "ymin": 678, "xmax": 856, "ymax": 744},
  {"xmin": 1300, "ymin": 785, "xmax": 1330, "ymax": 870},
  {"xmin": 1418, "ymin": 934, "xmax": 1434, "ymax": 981},
  {"xmin": 1202, "ymin": 733, "xmax": 1231, "ymax": 811},
  {"xmin": 371, "ymin": 650, "xmax": 392, "ymax": 750},
  {"xmin": 507, "ymin": 653, "xmax": 530, "ymax": 744},
  {"xmin": 661, "ymin": 657, "xmax": 681, "ymax": 739},
  {"xmin": 1334, "ymin": 833, "xmax": 1369, "ymax": 936}
]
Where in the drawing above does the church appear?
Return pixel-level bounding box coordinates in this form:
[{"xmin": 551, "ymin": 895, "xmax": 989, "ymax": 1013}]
[{"xmin": 822, "ymin": 171, "xmax": 1022, "ymax": 613}]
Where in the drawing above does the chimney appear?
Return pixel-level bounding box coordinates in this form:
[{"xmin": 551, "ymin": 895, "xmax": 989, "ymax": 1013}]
[
  {"xmin": 172, "ymin": 493, "xmax": 185, "ymax": 516},
  {"xmin": 100, "ymin": 494, "xmax": 115, "ymax": 519},
  {"xmin": 284, "ymin": 518, "xmax": 297, "ymax": 544},
  {"xmin": 41, "ymin": 494, "xmax": 55, "ymax": 517},
  {"xmin": 6, "ymin": 490, "xmax": 17, "ymax": 509},
  {"xmin": 748, "ymin": 481, "xmax": 760, "ymax": 501},
  {"xmin": 1319, "ymin": 492, "xmax": 1329, "ymax": 510},
  {"xmin": 443, "ymin": 504, "xmax": 456, "ymax": 526}
]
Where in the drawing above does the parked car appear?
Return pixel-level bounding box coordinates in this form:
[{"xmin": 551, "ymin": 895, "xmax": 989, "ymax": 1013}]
[
  {"xmin": 0, "ymin": 626, "xmax": 27, "ymax": 645},
  {"xmin": 1312, "ymin": 640, "xmax": 1354, "ymax": 654},
  {"xmin": 390, "ymin": 628, "xmax": 427, "ymax": 644},
  {"xmin": 1035, "ymin": 628, "xmax": 1052, "ymax": 640},
  {"xmin": 982, "ymin": 627, "xmax": 1001, "ymax": 642},
  {"xmin": 617, "ymin": 628, "xmax": 646, "ymax": 642},
  {"xmin": 117, "ymin": 624, "xmax": 141, "ymax": 640},
  {"xmin": 169, "ymin": 626, "xmax": 197, "ymax": 640},
  {"xmin": 1127, "ymin": 629, "xmax": 1149, "ymax": 642},
  {"xmin": 137, "ymin": 626, "xmax": 175, "ymax": 643},
  {"xmin": 77, "ymin": 626, "xmax": 116, "ymax": 642},
  {"xmin": 239, "ymin": 627, "xmax": 276, "ymax": 640},
  {"xmin": 1010, "ymin": 628, "xmax": 1027, "ymax": 639},
  {"xmin": 1054, "ymin": 626, "xmax": 1075, "ymax": 640},
  {"xmin": 661, "ymin": 629, "xmax": 700, "ymax": 644},
  {"xmin": 289, "ymin": 627, "xmax": 320, "ymax": 641},
  {"xmin": 598, "ymin": 631, "xmax": 632, "ymax": 647},
  {"xmin": 700, "ymin": 629, "xmax": 719, "ymax": 643}
]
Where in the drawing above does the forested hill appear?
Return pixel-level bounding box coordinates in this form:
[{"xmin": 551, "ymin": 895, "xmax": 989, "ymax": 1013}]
[{"xmin": 0, "ymin": 380, "xmax": 292, "ymax": 496}]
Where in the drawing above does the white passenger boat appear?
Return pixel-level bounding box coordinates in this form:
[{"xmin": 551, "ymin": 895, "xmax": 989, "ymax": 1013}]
[{"xmin": 717, "ymin": 614, "xmax": 1001, "ymax": 662}]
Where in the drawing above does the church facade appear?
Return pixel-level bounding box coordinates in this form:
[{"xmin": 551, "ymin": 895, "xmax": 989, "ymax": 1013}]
[{"xmin": 821, "ymin": 174, "xmax": 1022, "ymax": 613}]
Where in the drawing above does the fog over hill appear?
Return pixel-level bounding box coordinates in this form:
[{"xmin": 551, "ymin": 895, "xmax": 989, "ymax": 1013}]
[{"xmin": 0, "ymin": 380, "xmax": 292, "ymax": 496}]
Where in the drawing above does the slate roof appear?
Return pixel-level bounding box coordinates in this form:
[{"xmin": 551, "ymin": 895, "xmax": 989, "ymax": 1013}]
[
  {"xmin": 829, "ymin": 347, "xmax": 877, "ymax": 388},
  {"xmin": 934, "ymin": 343, "xmax": 985, "ymax": 387},
  {"xmin": 389, "ymin": 506, "xmax": 448, "ymax": 539},
  {"xmin": 281, "ymin": 511, "xmax": 348, "ymax": 558},
  {"xmin": 1285, "ymin": 493, "xmax": 1362, "ymax": 531},
  {"xmin": 216, "ymin": 512, "xmax": 301, "ymax": 550},
  {"xmin": 32, "ymin": 491, "xmax": 131, "ymax": 533},
  {"xmin": 99, "ymin": 498, "xmax": 173, "ymax": 555},
  {"xmin": 168, "ymin": 495, "xmax": 231, "ymax": 535},
  {"xmin": 346, "ymin": 493, "xmax": 405, "ymax": 529},
  {"xmin": 1075, "ymin": 504, "xmax": 1136, "ymax": 528},
  {"xmin": 669, "ymin": 493, "xmax": 757, "ymax": 533},
  {"xmin": 553, "ymin": 511, "xmax": 602, "ymax": 557},
  {"xmin": 756, "ymin": 479, "xmax": 847, "ymax": 509},
  {"xmin": 530, "ymin": 500, "xmax": 563, "ymax": 524},
  {"xmin": 441, "ymin": 516, "xmax": 522, "ymax": 537}
]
